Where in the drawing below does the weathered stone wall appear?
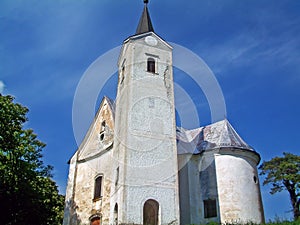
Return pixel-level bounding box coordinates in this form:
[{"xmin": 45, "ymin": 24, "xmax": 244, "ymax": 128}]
[
  {"xmin": 73, "ymin": 155, "xmax": 113, "ymax": 225},
  {"xmin": 63, "ymin": 97, "xmax": 115, "ymax": 225}
]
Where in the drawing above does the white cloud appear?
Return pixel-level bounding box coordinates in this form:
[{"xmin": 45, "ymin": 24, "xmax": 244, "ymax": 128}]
[
  {"xmin": 196, "ymin": 34, "xmax": 261, "ymax": 74},
  {"xmin": 196, "ymin": 29, "xmax": 300, "ymax": 79},
  {"xmin": 0, "ymin": 81, "xmax": 5, "ymax": 93}
]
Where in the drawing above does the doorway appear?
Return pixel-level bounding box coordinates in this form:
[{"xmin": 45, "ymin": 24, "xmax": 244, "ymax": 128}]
[{"xmin": 143, "ymin": 199, "xmax": 159, "ymax": 225}]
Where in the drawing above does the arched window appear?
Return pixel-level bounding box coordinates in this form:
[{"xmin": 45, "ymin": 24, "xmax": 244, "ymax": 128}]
[
  {"xmin": 113, "ymin": 203, "xmax": 118, "ymax": 225},
  {"xmin": 143, "ymin": 199, "xmax": 159, "ymax": 225},
  {"xmin": 99, "ymin": 133, "xmax": 105, "ymax": 141},
  {"xmin": 99, "ymin": 121, "xmax": 106, "ymax": 141},
  {"xmin": 147, "ymin": 58, "xmax": 155, "ymax": 73},
  {"xmin": 94, "ymin": 175, "xmax": 103, "ymax": 200}
]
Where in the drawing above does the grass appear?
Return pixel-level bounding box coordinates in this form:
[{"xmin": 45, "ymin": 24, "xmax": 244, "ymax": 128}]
[
  {"xmin": 265, "ymin": 220, "xmax": 300, "ymax": 225},
  {"xmin": 188, "ymin": 219, "xmax": 300, "ymax": 225}
]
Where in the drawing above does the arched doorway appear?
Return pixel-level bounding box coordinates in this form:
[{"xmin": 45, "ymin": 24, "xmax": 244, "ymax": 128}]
[
  {"xmin": 143, "ymin": 199, "xmax": 159, "ymax": 225},
  {"xmin": 90, "ymin": 215, "xmax": 101, "ymax": 225}
]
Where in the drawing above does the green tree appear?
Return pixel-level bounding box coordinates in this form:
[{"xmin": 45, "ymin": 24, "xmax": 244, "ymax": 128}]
[
  {"xmin": 0, "ymin": 94, "xmax": 65, "ymax": 225},
  {"xmin": 259, "ymin": 152, "xmax": 300, "ymax": 220}
]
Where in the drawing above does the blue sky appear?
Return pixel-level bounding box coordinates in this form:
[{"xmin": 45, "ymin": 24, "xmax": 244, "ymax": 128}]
[{"xmin": 1, "ymin": 0, "xmax": 300, "ymax": 221}]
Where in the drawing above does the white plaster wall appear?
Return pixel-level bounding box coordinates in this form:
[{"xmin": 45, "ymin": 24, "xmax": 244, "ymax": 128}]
[
  {"xmin": 77, "ymin": 98, "xmax": 114, "ymax": 162},
  {"xmin": 178, "ymin": 150, "xmax": 263, "ymax": 225},
  {"xmin": 178, "ymin": 154, "xmax": 191, "ymax": 225},
  {"xmin": 63, "ymin": 153, "xmax": 77, "ymax": 225},
  {"xmin": 113, "ymin": 33, "xmax": 180, "ymax": 225},
  {"xmin": 215, "ymin": 152, "xmax": 264, "ymax": 224},
  {"xmin": 198, "ymin": 152, "xmax": 220, "ymax": 224},
  {"xmin": 187, "ymin": 155, "xmax": 203, "ymax": 224},
  {"xmin": 178, "ymin": 152, "xmax": 220, "ymax": 225},
  {"xmin": 122, "ymin": 185, "xmax": 179, "ymax": 224}
]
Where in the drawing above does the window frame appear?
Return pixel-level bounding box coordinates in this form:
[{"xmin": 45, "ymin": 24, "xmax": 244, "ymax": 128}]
[
  {"xmin": 203, "ymin": 199, "xmax": 217, "ymax": 218},
  {"xmin": 115, "ymin": 167, "xmax": 119, "ymax": 186},
  {"xmin": 93, "ymin": 175, "xmax": 103, "ymax": 200},
  {"xmin": 120, "ymin": 66, "xmax": 125, "ymax": 84},
  {"xmin": 99, "ymin": 121, "xmax": 106, "ymax": 142},
  {"xmin": 147, "ymin": 57, "xmax": 156, "ymax": 73}
]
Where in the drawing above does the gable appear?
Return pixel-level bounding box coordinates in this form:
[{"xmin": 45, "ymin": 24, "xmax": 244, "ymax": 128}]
[
  {"xmin": 118, "ymin": 32, "xmax": 172, "ymax": 66},
  {"xmin": 77, "ymin": 97, "xmax": 115, "ymax": 161},
  {"xmin": 130, "ymin": 32, "xmax": 172, "ymax": 51}
]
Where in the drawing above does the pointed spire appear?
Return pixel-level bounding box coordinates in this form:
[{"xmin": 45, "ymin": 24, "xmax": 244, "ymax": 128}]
[{"xmin": 136, "ymin": 0, "xmax": 154, "ymax": 35}]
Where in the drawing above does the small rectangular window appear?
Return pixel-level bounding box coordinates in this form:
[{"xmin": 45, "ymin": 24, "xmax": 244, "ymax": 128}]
[
  {"xmin": 120, "ymin": 66, "xmax": 125, "ymax": 84},
  {"xmin": 115, "ymin": 167, "xmax": 119, "ymax": 186},
  {"xmin": 147, "ymin": 58, "xmax": 155, "ymax": 73},
  {"xmin": 94, "ymin": 176, "xmax": 103, "ymax": 199},
  {"xmin": 204, "ymin": 199, "xmax": 217, "ymax": 218}
]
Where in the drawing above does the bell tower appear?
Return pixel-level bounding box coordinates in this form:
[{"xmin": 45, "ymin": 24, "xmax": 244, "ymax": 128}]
[{"xmin": 110, "ymin": 1, "xmax": 180, "ymax": 224}]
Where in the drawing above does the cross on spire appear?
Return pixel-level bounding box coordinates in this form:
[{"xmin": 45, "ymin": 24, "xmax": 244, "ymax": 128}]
[{"xmin": 144, "ymin": 0, "xmax": 149, "ymax": 4}]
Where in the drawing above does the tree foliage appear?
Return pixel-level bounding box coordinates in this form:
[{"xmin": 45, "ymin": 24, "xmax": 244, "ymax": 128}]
[
  {"xmin": 259, "ymin": 152, "xmax": 300, "ymax": 220},
  {"xmin": 0, "ymin": 94, "xmax": 65, "ymax": 225}
]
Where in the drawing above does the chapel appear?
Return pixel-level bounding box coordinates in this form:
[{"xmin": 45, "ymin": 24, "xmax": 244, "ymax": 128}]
[{"xmin": 63, "ymin": 1, "xmax": 265, "ymax": 225}]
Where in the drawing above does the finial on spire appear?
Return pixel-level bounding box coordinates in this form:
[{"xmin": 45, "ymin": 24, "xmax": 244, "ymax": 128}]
[{"xmin": 136, "ymin": 0, "xmax": 154, "ymax": 34}]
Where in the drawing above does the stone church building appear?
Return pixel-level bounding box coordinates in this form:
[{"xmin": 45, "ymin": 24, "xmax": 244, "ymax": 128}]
[{"xmin": 63, "ymin": 1, "xmax": 265, "ymax": 225}]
